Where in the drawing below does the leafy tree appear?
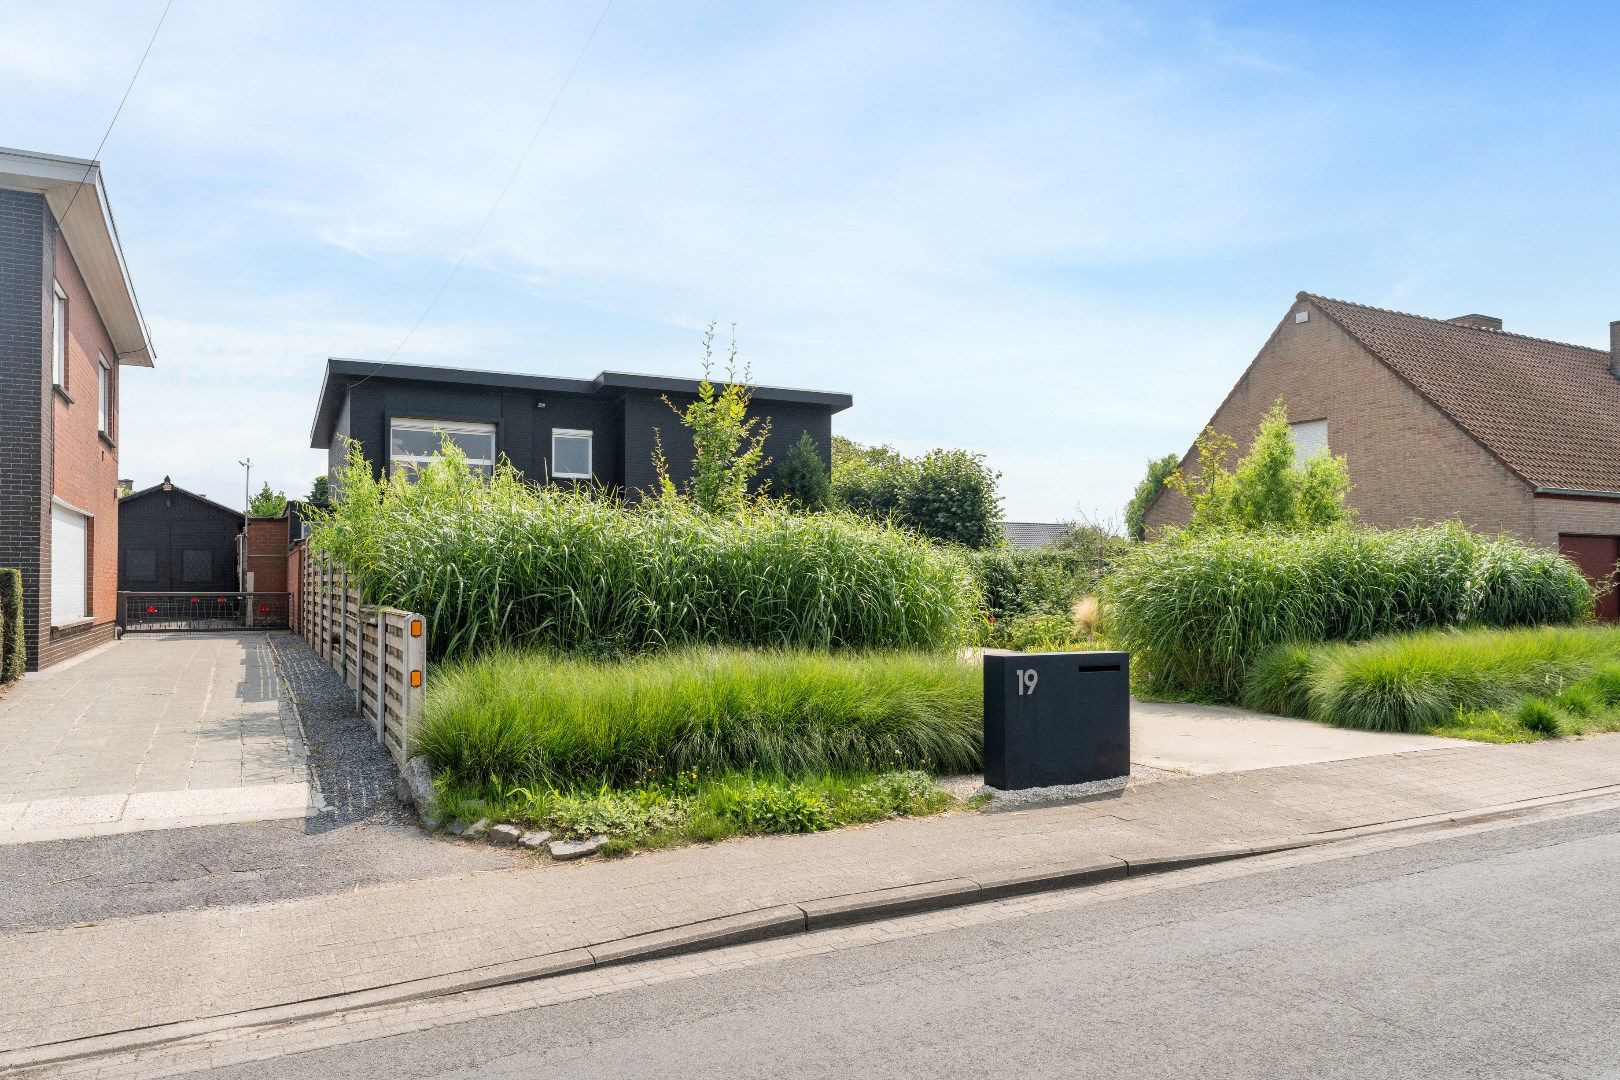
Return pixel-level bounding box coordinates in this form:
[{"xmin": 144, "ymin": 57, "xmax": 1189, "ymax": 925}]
[
  {"xmin": 1165, "ymin": 400, "xmax": 1352, "ymax": 533},
  {"xmin": 653, "ymin": 322, "xmax": 771, "ymax": 514},
  {"xmin": 832, "ymin": 438, "xmax": 1004, "ymax": 549},
  {"xmin": 1124, "ymin": 453, "xmax": 1179, "ymax": 541},
  {"xmin": 249, "ymin": 481, "xmax": 288, "ymax": 518},
  {"xmin": 776, "ymin": 432, "xmax": 831, "ymax": 511},
  {"xmin": 308, "ymin": 474, "xmax": 331, "ymax": 504}
]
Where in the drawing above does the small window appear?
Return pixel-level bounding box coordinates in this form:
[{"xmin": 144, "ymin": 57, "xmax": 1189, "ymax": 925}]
[
  {"xmin": 98, "ymin": 354, "xmax": 110, "ymax": 434},
  {"xmin": 125, "ymin": 547, "xmax": 156, "ymax": 581},
  {"xmin": 551, "ymin": 429, "xmax": 592, "ymax": 479},
  {"xmin": 389, "ymin": 418, "xmax": 496, "ymax": 477},
  {"xmin": 181, "ymin": 548, "xmax": 213, "ymax": 584},
  {"xmin": 1289, "ymin": 419, "xmax": 1329, "ymax": 467},
  {"xmin": 52, "ymin": 283, "xmax": 67, "ymax": 388}
]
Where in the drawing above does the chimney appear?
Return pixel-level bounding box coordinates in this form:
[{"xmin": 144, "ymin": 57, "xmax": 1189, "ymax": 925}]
[
  {"xmin": 1611, "ymin": 321, "xmax": 1620, "ymax": 379},
  {"xmin": 1447, "ymin": 314, "xmax": 1503, "ymax": 331}
]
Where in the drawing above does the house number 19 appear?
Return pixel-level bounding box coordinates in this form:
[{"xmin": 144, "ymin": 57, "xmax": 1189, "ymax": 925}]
[{"xmin": 1016, "ymin": 669, "xmax": 1039, "ymax": 697}]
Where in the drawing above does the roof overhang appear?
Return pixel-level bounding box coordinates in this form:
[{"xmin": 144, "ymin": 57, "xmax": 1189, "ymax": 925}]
[
  {"xmin": 311, "ymin": 358, "xmax": 855, "ymax": 448},
  {"xmin": 0, "ymin": 147, "xmax": 154, "ymax": 367}
]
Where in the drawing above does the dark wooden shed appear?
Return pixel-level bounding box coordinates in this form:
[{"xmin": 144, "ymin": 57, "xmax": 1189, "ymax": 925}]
[{"xmin": 117, "ymin": 477, "xmax": 243, "ymax": 593}]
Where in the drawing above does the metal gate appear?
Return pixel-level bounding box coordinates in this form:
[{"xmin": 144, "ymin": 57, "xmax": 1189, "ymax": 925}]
[{"xmin": 118, "ymin": 591, "xmax": 291, "ymax": 632}]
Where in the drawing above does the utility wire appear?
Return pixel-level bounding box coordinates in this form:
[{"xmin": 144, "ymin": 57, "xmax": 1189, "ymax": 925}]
[
  {"xmin": 377, "ymin": 0, "xmax": 614, "ymax": 367},
  {"xmin": 59, "ymin": 0, "xmax": 174, "ymax": 225}
]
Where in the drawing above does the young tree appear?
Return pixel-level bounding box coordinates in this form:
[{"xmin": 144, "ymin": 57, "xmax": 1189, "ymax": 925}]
[
  {"xmin": 308, "ymin": 474, "xmax": 331, "ymax": 504},
  {"xmin": 1124, "ymin": 453, "xmax": 1179, "ymax": 541},
  {"xmin": 248, "ymin": 481, "xmax": 288, "ymax": 518},
  {"xmin": 776, "ymin": 432, "xmax": 832, "ymax": 511},
  {"xmin": 652, "ymin": 323, "xmax": 771, "ymax": 514},
  {"xmin": 1165, "ymin": 400, "xmax": 1352, "ymax": 533}
]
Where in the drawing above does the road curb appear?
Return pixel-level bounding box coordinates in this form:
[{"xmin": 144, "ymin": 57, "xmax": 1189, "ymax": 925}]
[{"xmin": 7, "ymin": 783, "xmax": 1620, "ymax": 1073}]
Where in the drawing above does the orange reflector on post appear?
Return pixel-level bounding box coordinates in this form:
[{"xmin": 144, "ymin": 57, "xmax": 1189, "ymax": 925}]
[
  {"xmin": 410, "ymin": 670, "xmax": 422, "ymax": 687},
  {"xmin": 410, "ymin": 619, "xmax": 423, "ymax": 638}
]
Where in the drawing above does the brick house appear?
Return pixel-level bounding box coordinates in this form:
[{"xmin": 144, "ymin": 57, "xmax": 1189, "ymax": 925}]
[
  {"xmin": 1143, "ymin": 293, "xmax": 1620, "ymax": 617},
  {"xmin": 0, "ymin": 148, "xmax": 153, "ymax": 669}
]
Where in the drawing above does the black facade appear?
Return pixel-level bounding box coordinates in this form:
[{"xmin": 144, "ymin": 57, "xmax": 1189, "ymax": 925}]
[
  {"xmin": 0, "ymin": 188, "xmax": 47, "ymax": 668},
  {"xmin": 118, "ymin": 479, "xmax": 243, "ymax": 593},
  {"xmin": 309, "ymin": 360, "xmax": 853, "ymax": 497}
]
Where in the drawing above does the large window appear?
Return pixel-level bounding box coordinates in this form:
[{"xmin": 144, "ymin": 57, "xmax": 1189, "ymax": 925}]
[
  {"xmin": 1289, "ymin": 419, "xmax": 1328, "ymax": 468},
  {"xmin": 50, "ymin": 503, "xmax": 89, "ymax": 626},
  {"xmin": 389, "ymin": 418, "xmax": 496, "ymax": 477},
  {"xmin": 98, "ymin": 353, "xmax": 111, "ymax": 435},
  {"xmin": 52, "ymin": 282, "xmax": 67, "ymax": 389},
  {"xmin": 551, "ymin": 429, "xmax": 593, "ymax": 480}
]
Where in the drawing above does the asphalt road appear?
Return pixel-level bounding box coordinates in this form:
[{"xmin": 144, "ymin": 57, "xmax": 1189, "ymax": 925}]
[{"xmin": 194, "ymin": 806, "xmax": 1620, "ymax": 1079}]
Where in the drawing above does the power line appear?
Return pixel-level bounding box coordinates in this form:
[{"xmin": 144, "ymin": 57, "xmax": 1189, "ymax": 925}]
[
  {"xmin": 59, "ymin": 0, "xmax": 174, "ymax": 225},
  {"xmin": 377, "ymin": 0, "xmax": 614, "ymax": 368}
]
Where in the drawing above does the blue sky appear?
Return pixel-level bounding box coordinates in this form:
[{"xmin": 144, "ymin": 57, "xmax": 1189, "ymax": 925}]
[{"xmin": 3, "ymin": 0, "xmax": 1618, "ymax": 520}]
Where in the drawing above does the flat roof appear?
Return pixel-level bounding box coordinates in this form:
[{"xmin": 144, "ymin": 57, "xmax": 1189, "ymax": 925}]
[
  {"xmin": 0, "ymin": 147, "xmax": 154, "ymax": 366},
  {"xmin": 310, "ymin": 357, "xmax": 854, "ymax": 448}
]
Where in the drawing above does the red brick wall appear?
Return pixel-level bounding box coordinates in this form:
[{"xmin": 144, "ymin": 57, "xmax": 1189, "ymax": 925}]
[
  {"xmin": 245, "ymin": 518, "xmax": 290, "ymax": 593},
  {"xmin": 286, "ymin": 540, "xmax": 304, "ymax": 630},
  {"xmin": 1143, "ymin": 299, "xmax": 1536, "ymax": 540},
  {"xmin": 42, "ymin": 230, "xmax": 120, "ymax": 666}
]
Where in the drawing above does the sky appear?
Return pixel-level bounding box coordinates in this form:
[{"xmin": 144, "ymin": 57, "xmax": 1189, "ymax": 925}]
[{"xmin": 3, "ymin": 0, "xmax": 1618, "ymax": 521}]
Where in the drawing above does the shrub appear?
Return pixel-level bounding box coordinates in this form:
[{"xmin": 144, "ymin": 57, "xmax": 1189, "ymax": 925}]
[
  {"xmin": 1125, "ymin": 453, "xmax": 1179, "ymax": 541},
  {"xmin": 313, "ymin": 444, "xmax": 977, "ymax": 659},
  {"xmin": 418, "ymin": 647, "xmax": 983, "ymax": 788},
  {"xmin": 709, "ymin": 777, "xmax": 832, "ymax": 834},
  {"xmin": 1247, "ymin": 626, "xmax": 1620, "ymax": 734},
  {"xmin": 776, "ymin": 432, "xmax": 831, "ymax": 511},
  {"xmin": 832, "ymin": 438, "xmax": 1004, "ymax": 549},
  {"xmin": 651, "ymin": 323, "xmax": 770, "ymax": 513},
  {"xmin": 1105, "ymin": 524, "xmax": 1593, "ymax": 700},
  {"xmin": 1515, "ymin": 698, "xmax": 1563, "ymax": 736},
  {"xmin": 1, "ymin": 568, "xmax": 22, "ymax": 684},
  {"xmin": 1165, "ymin": 400, "xmax": 1353, "ymax": 533},
  {"xmin": 249, "ymin": 482, "xmax": 287, "ymax": 518}
]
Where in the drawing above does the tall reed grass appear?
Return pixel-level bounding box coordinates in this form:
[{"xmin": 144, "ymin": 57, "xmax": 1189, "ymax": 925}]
[
  {"xmin": 1103, "ymin": 524, "xmax": 1592, "ymax": 700},
  {"xmin": 312, "ymin": 445, "xmax": 978, "ymax": 659},
  {"xmin": 418, "ymin": 648, "xmax": 983, "ymax": 786}
]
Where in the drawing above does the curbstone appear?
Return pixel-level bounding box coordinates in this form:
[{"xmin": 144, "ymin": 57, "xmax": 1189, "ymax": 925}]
[
  {"xmin": 488, "ymin": 824, "xmax": 524, "ymax": 846},
  {"xmin": 972, "ymin": 857, "xmax": 1127, "ymax": 900},
  {"xmin": 549, "ymin": 835, "xmax": 608, "ymax": 861},
  {"xmin": 1124, "ymin": 846, "xmax": 1249, "ymax": 877},
  {"xmin": 588, "ymin": 906, "xmax": 808, "ymax": 967},
  {"xmin": 800, "ymin": 877, "xmax": 981, "ymax": 930}
]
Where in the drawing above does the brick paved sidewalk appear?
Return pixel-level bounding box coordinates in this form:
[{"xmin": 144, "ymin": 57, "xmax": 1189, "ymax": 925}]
[{"xmin": 4, "ymin": 736, "xmax": 1619, "ymax": 1055}]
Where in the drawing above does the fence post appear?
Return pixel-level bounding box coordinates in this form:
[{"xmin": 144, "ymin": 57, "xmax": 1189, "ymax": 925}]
[
  {"xmin": 403, "ymin": 612, "xmax": 426, "ymax": 760},
  {"xmin": 375, "ymin": 606, "xmax": 386, "ymax": 744}
]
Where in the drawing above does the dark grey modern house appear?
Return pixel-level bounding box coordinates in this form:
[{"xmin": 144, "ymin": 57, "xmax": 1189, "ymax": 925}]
[
  {"xmin": 118, "ymin": 478, "xmax": 243, "ymax": 593},
  {"xmin": 309, "ymin": 359, "xmax": 854, "ymax": 495}
]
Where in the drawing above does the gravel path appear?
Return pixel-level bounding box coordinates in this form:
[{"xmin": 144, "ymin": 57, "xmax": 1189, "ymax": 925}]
[{"xmin": 0, "ymin": 632, "xmax": 508, "ymax": 932}]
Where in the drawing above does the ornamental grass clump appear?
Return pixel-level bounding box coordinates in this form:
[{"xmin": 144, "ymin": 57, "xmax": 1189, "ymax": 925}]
[
  {"xmin": 311, "ymin": 443, "xmax": 977, "ymax": 660},
  {"xmin": 1103, "ymin": 524, "xmax": 1592, "ymax": 701},
  {"xmin": 418, "ymin": 647, "xmax": 982, "ymax": 788}
]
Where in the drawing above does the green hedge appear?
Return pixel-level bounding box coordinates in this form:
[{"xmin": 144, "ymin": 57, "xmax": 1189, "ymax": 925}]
[
  {"xmin": 314, "ymin": 446, "xmax": 978, "ymax": 660},
  {"xmin": 419, "ymin": 648, "xmax": 983, "ymax": 787},
  {"xmin": 1, "ymin": 568, "xmax": 22, "ymax": 684},
  {"xmin": 1102, "ymin": 524, "xmax": 1593, "ymax": 700}
]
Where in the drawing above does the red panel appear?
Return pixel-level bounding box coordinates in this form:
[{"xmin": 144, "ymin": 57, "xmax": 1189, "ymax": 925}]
[{"xmin": 1558, "ymin": 535, "xmax": 1620, "ymax": 622}]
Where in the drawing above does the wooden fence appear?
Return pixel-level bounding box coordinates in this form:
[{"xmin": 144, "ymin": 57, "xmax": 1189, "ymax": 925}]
[{"xmin": 297, "ymin": 544, "xmax": 427, "ymax": 765}]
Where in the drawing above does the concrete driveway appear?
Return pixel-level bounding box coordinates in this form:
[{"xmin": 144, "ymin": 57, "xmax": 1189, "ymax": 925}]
[{"xmin": 0, "ymin": 633, "xmax": 319, "ymax": 844}]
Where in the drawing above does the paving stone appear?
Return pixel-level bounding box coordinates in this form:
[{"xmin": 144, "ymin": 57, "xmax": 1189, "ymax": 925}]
[{"xmin": 548, "ymin": 835, "xmax": 609, "ymax": 861}]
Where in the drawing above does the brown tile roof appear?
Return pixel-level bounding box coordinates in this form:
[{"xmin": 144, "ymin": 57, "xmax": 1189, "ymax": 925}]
[{"xmin": 1303, "ymin": 293, "xmax": 1620, "ymax": 493}]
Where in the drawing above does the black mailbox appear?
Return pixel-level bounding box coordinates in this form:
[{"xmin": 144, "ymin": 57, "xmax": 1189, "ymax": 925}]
[{"xmin": 983, "ymin": 650, "xmax": 1130, "ymax": 790}]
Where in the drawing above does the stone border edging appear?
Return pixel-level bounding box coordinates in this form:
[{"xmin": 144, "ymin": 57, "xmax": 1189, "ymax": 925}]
[{"xmin": 7, "ymin": 783, "xmax": 1620, "ymax": 1073}]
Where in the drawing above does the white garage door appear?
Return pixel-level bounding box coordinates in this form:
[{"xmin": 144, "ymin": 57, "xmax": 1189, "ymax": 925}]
[{"xmin": 51, "ymin": 503, "xmax": 88, "ymax": 626}]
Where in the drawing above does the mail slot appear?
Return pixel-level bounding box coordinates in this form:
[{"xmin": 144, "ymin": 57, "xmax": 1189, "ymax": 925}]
[{"xmin": 983, "ymin": 649, "xmax": 1130, "ymax": 790}]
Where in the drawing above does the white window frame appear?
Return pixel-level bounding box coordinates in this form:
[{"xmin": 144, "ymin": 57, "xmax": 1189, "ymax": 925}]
[
  {"xmin": 97, "ymin": 353, "xmax": 110, "ymax": 435},
  {"xmin": 551, "ymin": 428, "xmax": 593, "ymax": 480},
  {"xmin": 52, "ymin": 282, "xmax": 67, "ymax": 389},
  {"xmin": 1289, "ymin": 418, "xmax": 1329, "ymax": 468},
  {"xmin": 388, "ymin": 417, "xmax": 497, "ymax": 475}
]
